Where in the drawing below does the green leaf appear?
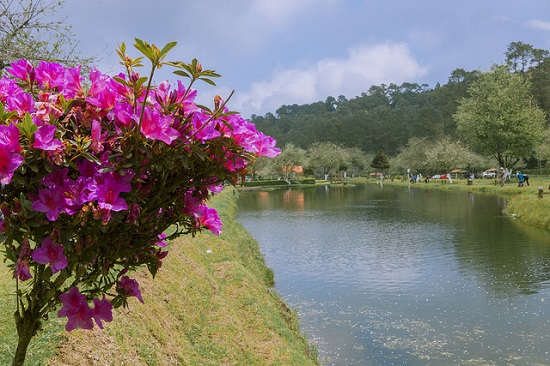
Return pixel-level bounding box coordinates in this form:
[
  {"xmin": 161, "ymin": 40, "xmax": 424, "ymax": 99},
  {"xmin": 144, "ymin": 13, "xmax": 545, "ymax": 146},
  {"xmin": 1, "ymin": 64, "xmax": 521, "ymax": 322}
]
[
  {"xmin": 196, "ymin": 104, "xmax": 212, "ymax": 113},
  {"xmin": 118, "ymin": 42, "xmax": 127, "ymax": 55},
  {"xmin": 112, "ymin": 76, "xmax": 132, "ymax": 88},
  {"xmin": 198, "ymin": 77, "xmax": 217, "ymax": 87},
  {"xmin": 111, "ymin": 297, "xmax": 124, "ymax": 309},
  {"xmin": 202, "ymin": 70, "xmax": 221, "ymax": 78},
  {"xmin": 19, "ymin": 192, "xmax": 31, "ymax": 211},
  {"xmin": 0, "ymin": 101, "xmax": 17, "ymax": 122},
  {"xmin": 173, "ymin": 70, "xmax": 191, "ymax": 79},
  {"xmin": 5, "ymin": 246, "xmax": 17, "ymax": 263},
  {"xmin": 164, "ymin": 61, "xmax": 183, "ymax": 68},
  {"xmin": 159, "ymin": 41, "xmax": 178, "ymax": 59},
  {"xmin": 147, "ymin": 262, "xmax": 158, "ymax": 278},
  {"xmin": 17, "ymin": 113, "xmax": 38, "ymax": 138},
  {"xmin": 133, "ymin": 38, "xmax": 152, "ymax": 59},
  {"xmin": 134, "ymin": 76, "xmax": 149, "ymax": 89},
  {"xmin": 82, "ymin": 152, "xmax": 101, "ymax": 164}
]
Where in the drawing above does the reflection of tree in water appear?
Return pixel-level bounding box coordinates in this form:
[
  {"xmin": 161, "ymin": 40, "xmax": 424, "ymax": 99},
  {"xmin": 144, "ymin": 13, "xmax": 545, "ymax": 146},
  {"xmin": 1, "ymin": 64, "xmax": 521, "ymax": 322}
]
[
  {"xmin": 452, "ymin": 212, "xmax": 550, "ymax": 299},
  {"xmin": 387, "ymin": 188, "xmax": 550, "ymax": 299}
]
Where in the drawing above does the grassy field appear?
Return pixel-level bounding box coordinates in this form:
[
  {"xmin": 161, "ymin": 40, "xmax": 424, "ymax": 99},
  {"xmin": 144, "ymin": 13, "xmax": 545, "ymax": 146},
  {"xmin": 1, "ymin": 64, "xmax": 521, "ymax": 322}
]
[
  {"xmin": 363, "ymin": 175, "xmax": 550, "ymax": 231},
  {"xmin": 1, "ymin": 188, "xmax": 318, "ymax": 366}
]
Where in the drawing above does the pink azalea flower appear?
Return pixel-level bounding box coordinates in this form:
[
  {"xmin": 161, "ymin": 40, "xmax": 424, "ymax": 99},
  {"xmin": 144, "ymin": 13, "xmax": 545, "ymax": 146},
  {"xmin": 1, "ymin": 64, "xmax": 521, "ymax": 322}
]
[
  {"xmin": 77, "ymin": 158, "xmax": 99, "ymax": 178},
  {"xmin": 154, "ymin": 80, "xmax": 198, "ymax": 116},
  {"xmin": 86, "ymin": 69, "xmax": 117, "ymax": 110},
  {"xmin": 0, "ymin": 77, "xmax": 20, "ymax": 103},
  {"xmin": 254, "ymin": 132, "xmax": 281, "ymax": 158},
  {"xmin": 182, "ymin": 190, "xmax": 202, "ymax": 215},
  {"xmin": 41, "ymin": 168, "xmax": 70, "ymax": 187},
  {"xmin": 8, "ymin": 91, "xmax": 34, "ymax": 114},
  {"xmin": 219, "ymin": 115, "xmax": 280, "ymax": 158},
  {"xmin": 156, "ymin": 233, "xmax": 168, "ymax": 247},
  {"xmin": 14, "ymin": 259, "xmax": 32, "ymax": 281},
  {"xmin": 34, "ymin": 93, "xmax": 63, "ymax": 122},
  {"xmin": 0, "ymin": 123, "xmax": 22, "ymax": 152},
  {"xmin": 117, "ymin": 276, "xmax": 144, "ymax": 303},
  {"xmin": 196, "ymin": 205, "xmax": 222, "ymax": 236},
  {"xmin": 111, "ymin": 103, "xmax": 136, "ymax": 129},
  {"xmin": 179, "ymin": 84, "xmax": 198, "ymax": 116},
  {"xmin": 58, "ymin": 287, "xmax": 94, "ymax": 331},
  {"xmin": 108, "ymin": 72, "xmax": 134, "ymax": 99},
  {"xmin": 14, "ymin": 237, "xmax": 32, "ymax": 281},
  {"xmin": 35, "ymin": 61, "xmax": 65, "ymax": 90},
  {"xmin": 139, "ymin": 106, "xmax": 180, "ymax": 144},
  {"xmin": 90, "ymin": 119, "xmax": 108, "ymax": 153},
  {"xmin": 32, "ymin": 186, "xmax": 66, "ymax": 221},
  {"xmin": 92, "ymin": 295, "xmax": 113, "ymax": 329},
  {"xmin": 31, "ymin": 237, "xmax": 68, "ymax": 273},
  {"xmin": 69, "ymin": 176, "xmax": 98, "ymax": 206},
  {"xmin": 97, "ymin": 176, "xmax": 130, "ymax": 212},
  {"xmin": 207, "ymin": 183, "xmax": 223, "ymax": 194},
  {"xmin": 224, "ymin": 154, "xmax": 247, "ymax": 172},
  {"xmin": 0, "ymin": 77, "xmax": 34, "ymax": 114},
  {"xmin": 6, "ymin": 59, "xmax": 35, "ymax": 84},
  {"xmin": 63, "ymin": 65, "xmax": 84, "ymax": 98},
  {"xmin": 0, "ymin": 144, "xmax": 24, "ymax": 184},
  {"xmin": 190, "ymin": 111, "xmax": 220, "ymax": 142},
  {"xmin": 33, "ymin": 124, "xmax": 63, "ymax": 151}
]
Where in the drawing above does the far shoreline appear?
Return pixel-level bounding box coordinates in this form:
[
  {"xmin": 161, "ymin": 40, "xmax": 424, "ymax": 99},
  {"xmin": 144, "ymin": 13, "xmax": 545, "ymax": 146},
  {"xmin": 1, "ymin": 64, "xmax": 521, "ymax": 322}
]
[
  {"xmin": 361, "ymin": 176, "xmax": 550, "ymax": 232},
  {"xmin": 238, "ymin": 176, "xmax": 550, "ymax": 232}
]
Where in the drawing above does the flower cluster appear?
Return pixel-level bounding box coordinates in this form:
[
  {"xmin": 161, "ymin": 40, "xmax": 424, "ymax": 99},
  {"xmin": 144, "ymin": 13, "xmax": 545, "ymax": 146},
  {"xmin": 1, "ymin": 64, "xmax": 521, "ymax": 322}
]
[{"xmin": 0, "ymin": 40, "xmax": 279, "ymax": 333}]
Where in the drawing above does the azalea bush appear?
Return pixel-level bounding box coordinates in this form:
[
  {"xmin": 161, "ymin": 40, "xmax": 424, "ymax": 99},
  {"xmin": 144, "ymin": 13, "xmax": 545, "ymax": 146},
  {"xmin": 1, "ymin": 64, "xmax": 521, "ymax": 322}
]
[{"xmin": 0, "ymin": 39, "xmax": 279, "ymax": 366}]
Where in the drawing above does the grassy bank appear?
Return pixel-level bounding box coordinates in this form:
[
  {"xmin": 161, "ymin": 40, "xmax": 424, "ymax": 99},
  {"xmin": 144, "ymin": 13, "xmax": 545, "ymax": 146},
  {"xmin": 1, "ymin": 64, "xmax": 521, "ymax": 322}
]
[
  {"xmin": 362, "ymin": 176, "xmax": 550, "ymax": 231},
  {"xmin": 1, "ymin": 188, "xmax": 318, "ymax": 366}
]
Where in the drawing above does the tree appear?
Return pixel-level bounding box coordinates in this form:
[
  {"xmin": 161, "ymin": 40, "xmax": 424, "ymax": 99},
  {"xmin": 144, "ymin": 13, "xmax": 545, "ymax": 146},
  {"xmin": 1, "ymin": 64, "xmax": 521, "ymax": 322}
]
[
  {"xmin": 454, "ymin": 66, "xmax": 546, "ymax": 172},
  {"xmin": 505, "ymin": 41, "xmax": 549, "ymax": 75},
  {"xmin": 272, "ymin": 143, "xmax": 306, "ymax": 179},
  {"xmin": 344, "ymin": 147, "xmax": 369, "ymax": 177},
  {"xmin": 426, "ymin": 136, "xmax": 484, "ymax": 174},
  {"xmin": 0, "ymin": 40, "xmax": 280, "ymax": 365},
  {"xmin": 394, "ymin": 137, "xmax": 430, "ymax": 174},
  {"xmin": 0, "ymin": 0, "xmax": 91, "ymax": 70},
  {"xmin": 307, "ymin": 142, "xmax": 346, "ymax": 180},
  {"xmin": 370, "ymin": 150, "xmax": 390, "ymax": 172}
]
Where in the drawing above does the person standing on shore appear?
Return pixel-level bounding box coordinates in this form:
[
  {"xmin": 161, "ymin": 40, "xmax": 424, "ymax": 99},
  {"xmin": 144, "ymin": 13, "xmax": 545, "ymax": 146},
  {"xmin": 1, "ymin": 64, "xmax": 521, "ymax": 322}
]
[{"xmin": 499, "ymin": 168, "xmax": 505, "ymax": 187}]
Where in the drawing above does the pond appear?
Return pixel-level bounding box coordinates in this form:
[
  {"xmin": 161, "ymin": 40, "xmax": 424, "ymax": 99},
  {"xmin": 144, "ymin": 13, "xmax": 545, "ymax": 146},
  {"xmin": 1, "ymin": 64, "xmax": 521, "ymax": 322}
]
[{"xmin": 236, "ymin": 183, "xmax": 550, "ymax": 365}]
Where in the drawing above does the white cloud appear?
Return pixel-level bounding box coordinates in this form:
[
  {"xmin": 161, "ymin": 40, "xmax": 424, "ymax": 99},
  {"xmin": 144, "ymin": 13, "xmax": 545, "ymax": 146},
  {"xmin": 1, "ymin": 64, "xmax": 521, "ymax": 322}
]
[
  {"xmin": 525, "ymin": 19, "xmax": 550, "ymax": 31},
  {"xmin": 231, "ymin": 42, "xmax": 428, "ymax": 117}
]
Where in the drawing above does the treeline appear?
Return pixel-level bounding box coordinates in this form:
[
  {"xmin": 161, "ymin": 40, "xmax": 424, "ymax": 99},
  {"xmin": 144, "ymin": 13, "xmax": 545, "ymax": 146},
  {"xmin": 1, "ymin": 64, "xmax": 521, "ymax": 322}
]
[{"xmin": 250, "ymin": 41, "xmax": 550, "ymax": 157}]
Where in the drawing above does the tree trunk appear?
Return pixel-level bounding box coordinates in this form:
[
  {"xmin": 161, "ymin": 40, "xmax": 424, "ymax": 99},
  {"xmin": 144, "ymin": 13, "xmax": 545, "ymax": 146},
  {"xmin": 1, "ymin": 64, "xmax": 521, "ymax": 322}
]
[{"xmin": 12, "ymin": 309, "xmax": 41, "ymax": 366}]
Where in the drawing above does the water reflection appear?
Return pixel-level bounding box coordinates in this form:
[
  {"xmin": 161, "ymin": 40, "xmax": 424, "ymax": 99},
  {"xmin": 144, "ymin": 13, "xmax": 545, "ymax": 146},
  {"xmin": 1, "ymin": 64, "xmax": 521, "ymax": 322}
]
[{"xmin": 237, "ymin": 184, "xmax": 550, "ymax": 365}]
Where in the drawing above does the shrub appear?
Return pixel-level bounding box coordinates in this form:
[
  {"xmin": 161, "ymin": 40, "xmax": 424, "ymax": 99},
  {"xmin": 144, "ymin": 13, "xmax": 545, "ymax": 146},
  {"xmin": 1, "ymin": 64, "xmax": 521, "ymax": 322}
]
[{"xmin": 0, "ymin": 39, "xmax": 279, "ymax": 365}]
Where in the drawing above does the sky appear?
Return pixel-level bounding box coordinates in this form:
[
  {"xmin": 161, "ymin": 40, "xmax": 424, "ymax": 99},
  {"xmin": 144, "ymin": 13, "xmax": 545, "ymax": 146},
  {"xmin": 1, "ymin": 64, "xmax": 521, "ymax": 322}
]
[{"xmin": 61, "ymin": 0, "xmax": 550, "ymax": 118}]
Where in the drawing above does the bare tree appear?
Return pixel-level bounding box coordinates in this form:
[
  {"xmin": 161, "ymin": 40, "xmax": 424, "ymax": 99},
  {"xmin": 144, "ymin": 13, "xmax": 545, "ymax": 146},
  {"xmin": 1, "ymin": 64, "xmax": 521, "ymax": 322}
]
[{"xmin": 0, "ymin": 0, "xmax": 93, "ymax": 70}]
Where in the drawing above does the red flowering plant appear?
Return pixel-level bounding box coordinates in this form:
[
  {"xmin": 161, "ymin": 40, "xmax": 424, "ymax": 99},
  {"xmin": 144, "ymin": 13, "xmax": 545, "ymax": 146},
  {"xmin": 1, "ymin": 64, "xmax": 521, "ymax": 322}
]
[{"xmin": 0, "ymin": 39, "xmax": 279, "ymax": 366}]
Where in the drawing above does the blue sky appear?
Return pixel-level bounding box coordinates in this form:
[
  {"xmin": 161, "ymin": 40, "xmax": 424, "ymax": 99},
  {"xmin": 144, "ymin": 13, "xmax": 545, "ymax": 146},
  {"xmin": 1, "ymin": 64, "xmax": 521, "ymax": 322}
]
[{"xmin": 62, "ymin": 0, "xmax": 550, "ymax": 118}]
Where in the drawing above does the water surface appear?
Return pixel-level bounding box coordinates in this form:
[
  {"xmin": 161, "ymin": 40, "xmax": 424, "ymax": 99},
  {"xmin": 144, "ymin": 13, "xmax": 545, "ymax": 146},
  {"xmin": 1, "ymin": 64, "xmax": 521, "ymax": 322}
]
[{"xmin": 237, "ymin": 184, "xmax": 550, "ymax": 365}]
